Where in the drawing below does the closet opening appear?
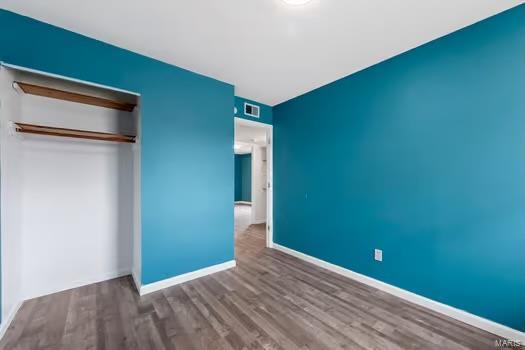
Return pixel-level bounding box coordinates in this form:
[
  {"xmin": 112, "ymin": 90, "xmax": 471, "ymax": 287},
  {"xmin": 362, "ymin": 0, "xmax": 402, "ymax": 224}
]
[{"xmin": 0, "ymin": 63, "xmax": 141, "ymax": 323}]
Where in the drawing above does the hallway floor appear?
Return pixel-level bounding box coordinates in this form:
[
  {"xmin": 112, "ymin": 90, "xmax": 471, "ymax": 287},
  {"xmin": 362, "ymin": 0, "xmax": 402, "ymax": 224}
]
[
  {"xmin": 0, "ymin": 210, "xmax": 504, "ymax": 349},
  {"xmin": 234, "ymin": 203, "xmax": 252, "ymax": 238}
]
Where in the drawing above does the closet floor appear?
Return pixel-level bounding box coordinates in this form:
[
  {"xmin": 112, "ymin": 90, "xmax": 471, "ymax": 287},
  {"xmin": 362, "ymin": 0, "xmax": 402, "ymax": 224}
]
[{"xmin": 1, "ymin": 223, "xmax": 504, "ymax": 350}]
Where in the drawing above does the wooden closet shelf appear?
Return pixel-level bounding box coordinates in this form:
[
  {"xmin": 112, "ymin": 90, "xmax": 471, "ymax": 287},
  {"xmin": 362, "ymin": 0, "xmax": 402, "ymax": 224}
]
[
  {"xmin": 14, "ymin": 122, "xmax": 136, "ymax": 143},
  {"xmin": 14, "ymin": 81, "xmax": 136, "ymax": 112}
]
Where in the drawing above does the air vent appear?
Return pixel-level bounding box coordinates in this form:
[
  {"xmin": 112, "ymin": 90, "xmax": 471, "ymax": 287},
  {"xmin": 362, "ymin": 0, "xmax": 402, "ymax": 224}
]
[{"xmin": 244, "ymin": 102, "xmax": 260, "ymax": 118}]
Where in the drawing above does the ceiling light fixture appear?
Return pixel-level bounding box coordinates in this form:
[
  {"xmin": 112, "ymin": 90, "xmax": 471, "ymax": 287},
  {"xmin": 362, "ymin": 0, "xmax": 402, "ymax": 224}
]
[{"xmin": 282, "ymin": 0, "xmax": 313, "ymax": 5}]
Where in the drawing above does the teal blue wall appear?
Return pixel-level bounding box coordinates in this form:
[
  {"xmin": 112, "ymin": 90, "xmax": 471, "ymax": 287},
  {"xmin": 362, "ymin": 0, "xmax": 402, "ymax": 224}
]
[
  {"xmin": 241, "ymin": 155, "xmax": 252, "ymax": 201},
  {"xmin": 235, "ymin": 96, "xmax": 273, "ymax": 125},
  {"xmin": 273, "ymin": 5, "xmax": 525, "ymax": 331},
  {"xmin": 234, "ymin": 155, "xmax": 242, "ymax": 201},
  {"xmin": 0, "ymin": 10, "xmax": 235, "ymax": 285},
  {"xmin": 234, "ymin": 154, "xmax": 252, "ymax": 201}
]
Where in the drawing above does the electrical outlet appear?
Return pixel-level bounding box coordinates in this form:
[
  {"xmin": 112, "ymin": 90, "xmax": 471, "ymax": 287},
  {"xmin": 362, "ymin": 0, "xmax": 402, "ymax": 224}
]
[{"xmin": 374, "ymin": 249, "xmax": 383, "ymax": 262}]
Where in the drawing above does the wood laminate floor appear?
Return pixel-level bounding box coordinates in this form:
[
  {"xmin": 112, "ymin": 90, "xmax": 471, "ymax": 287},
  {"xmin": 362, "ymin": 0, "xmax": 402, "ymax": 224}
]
[
  {"xmin": 1, "ymin": 206, "xmax": 509, "ymax": 349},
  {"xmin": 234, "ymin": 203, "xmax": 252, "ymax": 239}
]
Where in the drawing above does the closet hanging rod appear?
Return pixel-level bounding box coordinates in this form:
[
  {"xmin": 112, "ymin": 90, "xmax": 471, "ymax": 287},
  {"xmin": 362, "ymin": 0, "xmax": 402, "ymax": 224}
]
[
  {"xmin": 13, "ymin": 81, "xmax": 136, "ymax": 112},
  {"xmin": 14, "ymin": 122, "xmax": 136, "ymax": 143}
]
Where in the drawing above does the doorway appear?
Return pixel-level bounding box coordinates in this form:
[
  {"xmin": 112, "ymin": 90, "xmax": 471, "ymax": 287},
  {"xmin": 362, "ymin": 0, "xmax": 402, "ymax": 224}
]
[{"xmin": 234, "ymin": 117, "xmax": 273, "ymax": 251}]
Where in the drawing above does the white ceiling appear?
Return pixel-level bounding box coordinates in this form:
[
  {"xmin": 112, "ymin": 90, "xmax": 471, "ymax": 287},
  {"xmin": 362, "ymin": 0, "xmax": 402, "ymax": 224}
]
[
  {"xmin": 235, "ymin": 121, "xmax": 268, "ymax": 144},
  {"xmin": 1, "ymin": 0, "xmax": 522, "ymax": 105},
  {"xmin": 235, "ymin": 119, "xmax": 268, "ymax": 154},
  {"xmin": 234, "ymin": 144, "xmax": 252, "ymax": 155}
]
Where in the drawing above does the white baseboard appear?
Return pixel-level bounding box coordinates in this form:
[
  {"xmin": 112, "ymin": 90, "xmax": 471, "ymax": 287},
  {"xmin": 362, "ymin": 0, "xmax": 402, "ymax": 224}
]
[
  {"xmin": 0, "ymin": 301, "xmax": 22, "ymax": 342},
  {"xmin": 252, "ymin": 219, "xmax": 266, "ymax": 225},
  {"xmin": 272, "ymin": 243, "xmax": 525, "ymax": 342},
  {"xmin": 23, "ymin": 269, "xmax": 131, "ymax": 300},
  {"xmin": 140, "ymin": 260, "xmax": 236, "ymax": 296}
]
